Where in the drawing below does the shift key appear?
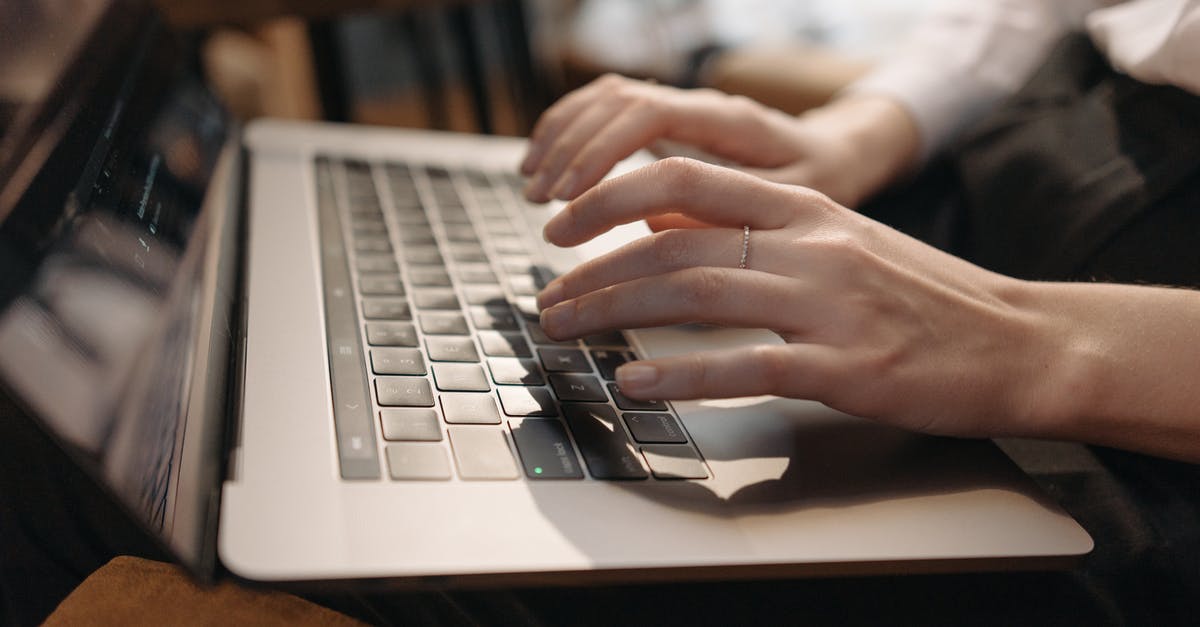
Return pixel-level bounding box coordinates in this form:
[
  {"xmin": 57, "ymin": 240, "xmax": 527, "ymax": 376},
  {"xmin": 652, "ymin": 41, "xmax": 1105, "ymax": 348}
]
[
  {"xmin": 562, "ymin": 404, "xmax": 648, "ymax": 480},
  {"xmin": 510, "ymin": 419, "xmax": 584, "ymax": 479}
]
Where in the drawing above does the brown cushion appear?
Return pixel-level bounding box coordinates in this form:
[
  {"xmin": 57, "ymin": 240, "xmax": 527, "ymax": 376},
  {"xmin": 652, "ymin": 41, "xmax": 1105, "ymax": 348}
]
[{"xmin": 44, "ymin": 556, "xmax": 364, "ymax": 626}]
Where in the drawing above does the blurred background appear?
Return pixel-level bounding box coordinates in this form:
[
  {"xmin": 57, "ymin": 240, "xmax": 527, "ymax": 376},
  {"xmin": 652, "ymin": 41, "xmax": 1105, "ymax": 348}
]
[{"xmin": 159, "ymin": 0, "xmax": 938, "ymax": 136}]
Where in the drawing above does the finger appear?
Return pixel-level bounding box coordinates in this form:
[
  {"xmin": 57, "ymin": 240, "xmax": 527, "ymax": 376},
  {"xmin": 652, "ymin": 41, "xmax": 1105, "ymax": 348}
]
[
  {"xmin": 544, "ymin": 158, "xmax": 805, "ymax": 246},
  {"xmin": 539, "ymin": 267, "xmax": 806, "ymax": 340},
  {"xmin": 645, "ymin": 214, "xmax": 715, "ymax": 232},
  {"xmin": 538, "ymin": 227, "xmax": 749, "ymax": 310},
  {"xmin": 521, "ymin": 74, "xmax": 629, "ymax": 176},
  {"xmin": 615, "ymin": 344, "xmax": 839, "ymax": 401},
  {"xmin": 529, "ymin": 97, "xmax": 644, "ymax": 202},
  {"xmin": 544, "ymin": 100, "xmax": 674, "ymax": 200}
]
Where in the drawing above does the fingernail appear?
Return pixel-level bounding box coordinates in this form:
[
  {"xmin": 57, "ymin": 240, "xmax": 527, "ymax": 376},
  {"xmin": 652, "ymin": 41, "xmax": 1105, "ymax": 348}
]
[
  {"xmin": 549, "ymin": 171, "xmax": 577, "ymax": 200},
  {"xmin": 617, "ymin": 363, "xmax": 659, "ymax": 389},
  {"xmin": 537, "ymin": 281, "xmax": 563, "ymax": 310},
  {"xmin": 540, "ymin": 302, "xmax": 574, "ymax": 335}
]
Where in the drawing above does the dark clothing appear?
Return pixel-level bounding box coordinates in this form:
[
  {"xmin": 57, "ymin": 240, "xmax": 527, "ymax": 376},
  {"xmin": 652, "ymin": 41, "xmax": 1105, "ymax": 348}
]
[{"xmin": 867, "ymin": 35, "xmax": 1200, "ymax": 289}]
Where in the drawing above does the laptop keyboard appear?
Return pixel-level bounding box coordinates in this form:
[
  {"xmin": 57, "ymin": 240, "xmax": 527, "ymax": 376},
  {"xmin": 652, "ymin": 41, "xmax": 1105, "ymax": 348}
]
[{"xmin": 313, "ymin": 157, "xmax": 709, "ymax": 482}]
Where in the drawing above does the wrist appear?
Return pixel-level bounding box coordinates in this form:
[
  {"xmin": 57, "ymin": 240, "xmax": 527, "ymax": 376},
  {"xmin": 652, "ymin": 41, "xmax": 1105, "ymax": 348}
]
[{"xmin": 799, "ymin": 96, "xmax": 919, "ymax": 205}]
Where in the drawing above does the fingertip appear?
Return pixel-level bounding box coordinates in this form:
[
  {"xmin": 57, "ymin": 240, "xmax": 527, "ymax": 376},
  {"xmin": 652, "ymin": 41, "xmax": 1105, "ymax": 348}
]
[
  {"xmin": 616, "ymin": 363, "xmax": 660, "ymax": 392},
  {"xmin": 524, "ymin": 171, "xmax": 550, "ymax": 203},
  {"xmin": 542, "ymin": 211, "xmax": 573, "ymax": 246},
  {"xmin": 536, "ymin": 280, "xmax": 563, "ymax": 310}
]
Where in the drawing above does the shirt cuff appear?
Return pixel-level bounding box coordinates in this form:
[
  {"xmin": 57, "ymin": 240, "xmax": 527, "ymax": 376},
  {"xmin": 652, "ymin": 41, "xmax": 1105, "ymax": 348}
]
[{"xmin": 841, "ymin": 63, "xmax": 1012, "ymax": 163}]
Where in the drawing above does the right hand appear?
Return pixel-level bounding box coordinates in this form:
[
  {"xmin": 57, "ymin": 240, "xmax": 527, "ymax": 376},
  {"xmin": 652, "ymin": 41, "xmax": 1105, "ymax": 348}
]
[{"xmin": 520, "ymin": 74, "xmax": 919, "ymax": 212}]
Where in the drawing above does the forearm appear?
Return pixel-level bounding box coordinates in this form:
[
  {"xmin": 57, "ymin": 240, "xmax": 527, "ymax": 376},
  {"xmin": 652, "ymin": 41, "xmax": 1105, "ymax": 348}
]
[{"xmin": 1014, "ymin": 281, "xmax": 1200, "ymax": 462}]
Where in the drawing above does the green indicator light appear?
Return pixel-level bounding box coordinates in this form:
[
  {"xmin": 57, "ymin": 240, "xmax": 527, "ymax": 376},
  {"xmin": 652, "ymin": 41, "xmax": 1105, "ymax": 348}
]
[{"xmin": 534, "ymin": 467, "xmax": 544, "ymax": 475}]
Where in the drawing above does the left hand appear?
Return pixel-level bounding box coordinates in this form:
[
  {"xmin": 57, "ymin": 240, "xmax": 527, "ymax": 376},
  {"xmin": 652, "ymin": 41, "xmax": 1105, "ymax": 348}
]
[{"xmin": 536, "ymin": 157, "xmax": 1057, "ymax": 439}]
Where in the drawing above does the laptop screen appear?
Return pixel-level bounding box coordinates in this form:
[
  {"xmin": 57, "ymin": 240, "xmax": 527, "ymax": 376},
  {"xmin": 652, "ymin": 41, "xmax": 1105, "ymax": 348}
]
[{"xmin": 0, "ymin": 0, "xmax": 235, "ymax": 573}]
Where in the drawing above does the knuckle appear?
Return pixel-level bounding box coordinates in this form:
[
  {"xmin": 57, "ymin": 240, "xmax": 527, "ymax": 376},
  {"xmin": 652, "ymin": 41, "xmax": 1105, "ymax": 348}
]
[
  {"xmin": 624, "ymin": 94, "xmax": 665, "ymax": 122},
  {"xmin": 654, "ymin": 156, "xmax": 707, "ymax": 195},
  {"xmin": 680, "ymin": 266, "xmax": 727, "ymax": 308},
  {"xmin": 750, "ymin": 345, "xmax": 788, "ymax": 393},
  {"xmin": 807, "ymin": 232, "xmax": 871, "ymax": 274},
  {"xmin": 648, "ymin": 229, "xmax": 693, "ymax": 268},
  {"xmin": 597, "ymin": 72, "xmax": 625, "ymax": 89},
  {"xmin": 685, "ymin": 353, "xmax": 710, "ymax": 388}
]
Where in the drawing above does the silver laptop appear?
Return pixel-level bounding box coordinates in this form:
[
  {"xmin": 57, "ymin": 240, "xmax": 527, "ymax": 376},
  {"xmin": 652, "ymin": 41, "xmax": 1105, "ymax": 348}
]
[{"xmin": 0, "ymin": 0, "xmax": 1091, "ymax": 587}]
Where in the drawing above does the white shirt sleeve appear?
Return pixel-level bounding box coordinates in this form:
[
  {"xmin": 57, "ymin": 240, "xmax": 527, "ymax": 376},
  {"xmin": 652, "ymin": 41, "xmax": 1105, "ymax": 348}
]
[
  {"xmin": 844, "ymin": 0, "xmax": 1109, "ymax": 160},
  {"xmin": 1086, "ymin": 0, "xmax": 1200, "ymax": 95}
]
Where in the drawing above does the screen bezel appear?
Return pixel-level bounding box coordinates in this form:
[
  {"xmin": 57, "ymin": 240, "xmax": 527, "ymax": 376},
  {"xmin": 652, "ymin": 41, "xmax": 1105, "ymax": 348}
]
[{"xmin": 0, "ymin": 0, "xmax": 241, "ymax": 580}]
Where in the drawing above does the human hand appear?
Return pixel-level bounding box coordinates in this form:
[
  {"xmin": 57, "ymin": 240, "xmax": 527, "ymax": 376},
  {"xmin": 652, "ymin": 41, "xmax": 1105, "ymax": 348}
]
[
  {"xmin": 536, "ymin": 157, "xmax": 1053, "ymax": 439},
  {"xmin": 521, "ymin": 74, "xmax": 919, "ymax": 208}
]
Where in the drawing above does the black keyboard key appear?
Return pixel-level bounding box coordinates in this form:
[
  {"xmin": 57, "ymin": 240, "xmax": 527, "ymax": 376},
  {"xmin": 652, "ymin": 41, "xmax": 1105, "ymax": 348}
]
[
  {"xmin": 376, "ymin": 377, "xmax": 435, "ymax": 407},
  {"xmin": 408, "ymin": 267, "xmax": 452, "ymax": 287},
  {"xmin": 360, "ymin": 275, "xmax": 405, "ymax": 296},
  {"xmin": 487, "ymin": 358, "xmax": 545, "ymax": 386},
  {"xmin": 419, "ymin": 312, "xmax": 469, "ymax": 335},
  {"xmin": 539, "ymin": 347, "xmax": 591, "ymax": 373},
  {"xmin": 362, "ymin": 298, "xmax": 411, "ymax": 320},
  {"xmin": 432, "ymin": 363, "xmax": 490, "ymax": 392},
  {"xmin": 426, "ymin": 336, "xmax": 480, "ymax": 362},
  {"xmin": 478, "ymin": 331, "xmax": 531, "ymax": 358},
  {"xmin": 624, "ymin": 413, "xmax": 687, "ymax": 443},
  {"xmin": 448, "ymin": 428, "xmax": 520, "ymax": 480},
  {"xmin": 590, "ymin": 350, "xmax": 631, "ymax": 381},
  {"xmin": 380, "ymin": 409, "xmax": 442, "ymax": 441},
  {"xmin": 471, "ymin": 306, "xmax": 519, "ymax": 331},
  {"xmin": 440, "ymin": 393, "xmax": 501, "ymax": 424},
  {"xmin": 497, "ymin": 386, "xmax": 557, "ymax": 416},
  {"xmin": 641, "ymin": 444, "xmax": 708, "ymax": 479},
  {"xmin": 370, "ymin": 348, "xmax": 426, "ymax": 375},
  {"xmin": 412, "ymin": 288, "xmax": 460, "ymax": 310},
  {"xmin": 356, "ymin": 255, "xmax": 398, "ymax": 273},
  {"xmin": 583, "ymin": 331, "xmax": 629, "ymax": 347},
  {"xmin": 385, "ymin": 443, "xmax": 452, "ymax": 480},
  {"xmin": 510, "ymin": 419, "xmax": 585, "ymax": 479},
  {"xmin": 366, "ymin": 321, "xmax": 418, "ymax": 347},
  {"xmin": 548, "ymin": 374, "xmax": 607, "ymax": 402},
  {"xmin": 608, "ymin": 383, "xmax": 668, "ymax": 411},
  {"xmin": 562, "ymin": 404, "xmax": 648, "ymax": 480}
]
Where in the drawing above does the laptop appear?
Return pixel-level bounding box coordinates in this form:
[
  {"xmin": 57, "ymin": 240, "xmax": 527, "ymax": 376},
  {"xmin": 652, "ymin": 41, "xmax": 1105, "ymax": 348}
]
[{"xmin": 0, "ymin": 0, "xmax": 1091, "ymax": 588}]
